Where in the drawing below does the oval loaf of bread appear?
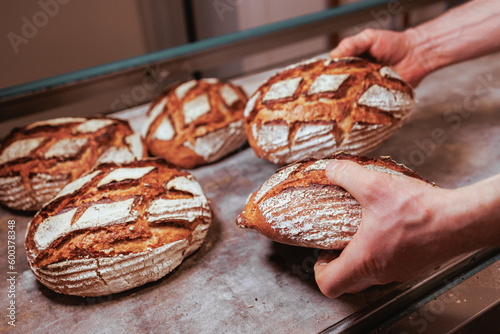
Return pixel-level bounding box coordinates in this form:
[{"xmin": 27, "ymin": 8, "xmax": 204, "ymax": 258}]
[
  {"xmin": 25, "ymin": 159, "xmax": 212, "ymax": 297},
  {"xmin": 0, "ymin": 116, "xmax": 146, "ymax": 211},
  {"xmin": 236, "ymin": 153, "xmax": 426, "ymax": 249},
  {"xmin": 244, "ymin": 57, "xmax": 415, "ymax": 165},
  {"xmin": 143, "ymin": 78, "xmax": 248, "ymax": 168}
]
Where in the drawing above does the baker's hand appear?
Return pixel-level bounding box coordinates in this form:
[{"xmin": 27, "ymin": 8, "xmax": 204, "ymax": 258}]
[
  {"xmin": 314, "ymin": 160, "xmax": 455, "ymax": 298},
  {"xmin": 330, "ymin": 29, "xmax": 430, "ymax": 87}
]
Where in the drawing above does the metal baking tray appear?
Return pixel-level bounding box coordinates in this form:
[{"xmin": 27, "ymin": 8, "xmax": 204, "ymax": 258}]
[{"xmin": 1, "ymin": 51, "xmax": 500, "ymax": 333}]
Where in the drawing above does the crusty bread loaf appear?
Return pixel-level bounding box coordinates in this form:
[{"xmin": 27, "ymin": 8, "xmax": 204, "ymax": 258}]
[
  {"xmin": 244, "ymin": 57, "xmax": 415, "ymax": 165},
  {"xmin": 0, "ymin": 117, "xmax": 147, "ymax": 211},
  {"xmin": 236, "ymin": 153, "xmax": 425, "ymax": 249},
  {"xmin": 25, "ymin": 159, "xmax": 212, "ymax": 297},
  {"xmin": 143, "ymin": 78, "xmax": 248, "ymax": 168}
]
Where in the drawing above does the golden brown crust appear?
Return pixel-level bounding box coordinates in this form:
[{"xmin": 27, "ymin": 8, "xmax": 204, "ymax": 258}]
[
  {"xmin": 143, "ymin": 79, "xmax": 248, "ymax": 168},
  {"xmin": 236, "ymin": 153, "xmax": 427, "ymax": 249},
  {"xmin": 245, "ymin": 57, "xmax": 415, "ymax": 165},
  {"xmin": 25, "ymin": 159, "xmax": 212, "ymax": 269},
  {"xmin": 0, "ymin": 117, "xmax": 147, "ymax": 211}
]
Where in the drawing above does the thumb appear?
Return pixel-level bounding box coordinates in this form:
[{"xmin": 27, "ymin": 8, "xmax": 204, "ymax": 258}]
[
  {"xmin": 325, "ymin": 160, "xmax": 380, "ymax": 205},
  {"xmin": 329, "ymin": 30, "xmax": 375, "ymax": 58}
]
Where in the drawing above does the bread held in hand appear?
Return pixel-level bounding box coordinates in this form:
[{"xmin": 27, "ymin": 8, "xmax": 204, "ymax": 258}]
[
  {"xmin": 236, "ymin": 153, "xmax": 426, "ymax": 249},
  {"xmin": 244, "ymin": 57, "xmax": 415, "ymax": 165}
]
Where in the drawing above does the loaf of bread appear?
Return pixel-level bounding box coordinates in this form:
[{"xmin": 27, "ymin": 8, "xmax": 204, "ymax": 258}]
[
  {"xmin": 25, "ymin": 159, "xmax": 212, "ymax": 297},
  {"xmin": 244, "ymin": 57, "xmax": 415, "ymax": 165},
  {"xmin": 143, "ymin": 78, "xmax": 248, "ymax": 168},
  {"xmin": 0, "ymin": 117, "xmax": 147, "ymax": 211},
  {"xmin": 236, "ymin": 153, "xmax": 425, "ymax": 249}
]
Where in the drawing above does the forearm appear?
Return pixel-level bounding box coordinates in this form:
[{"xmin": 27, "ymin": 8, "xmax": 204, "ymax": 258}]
[
  {"xmin": 440, "ymin": 173, "xmax": 500, "ymax": 253},
  {"xmin": 407, "ymin": 0, "xmax": 500, "ymax": 77}
]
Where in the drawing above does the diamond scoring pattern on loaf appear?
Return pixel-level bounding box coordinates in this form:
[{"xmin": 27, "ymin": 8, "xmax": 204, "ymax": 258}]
[
  {"xmin": 143, "ymin": 79, "xmax": 249, "ymax": 168},
  {"xmin": 236, "ymin": 153, "xmax": 427, "ymax": 249},
  {"xmin": 0, "ymin": 117, "xmax": 147, "ymax": 211},
  {"xmin": 244, "ymin": 57, "xmax": 415, "ymax": 165},
  {"xmin": 25, "ymin": 159, "xmax": 212, "ymax": 296}
]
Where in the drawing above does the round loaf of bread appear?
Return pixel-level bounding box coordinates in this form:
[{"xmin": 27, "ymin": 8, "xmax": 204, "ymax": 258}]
[
  {"xmin": 244, "ymin": 57, "xmax": 415, "ymax": 165},
  {"xmin": 0, "ymin": 117, "xmax": 146, "ymax": 211},
  {"xmin": 142, "ymin": 78, "xmax": 248, "ymax": 168},
  {"xmin": 25, "ymin": 159, "xmax": 212, "ymax": 297},
  {"xmin": 236, "ymin": 153, "xmax": 426, "ymax": 249}
]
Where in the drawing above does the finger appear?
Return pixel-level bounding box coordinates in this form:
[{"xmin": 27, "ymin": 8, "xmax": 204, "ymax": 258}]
[
  {"xmin": 314, "ymin": 239, "xmax": 377, "ymax": 298},
  {"xmin": 329, "ymin": 30, "xmax": 376, "ymax": 58},
  {"xmin": 325, "ymin": 160, "xmax": 380, "ymax": 205},
  {"xmin": 314, "ymin": 250, "xmax": 340, "ymax": 272}
]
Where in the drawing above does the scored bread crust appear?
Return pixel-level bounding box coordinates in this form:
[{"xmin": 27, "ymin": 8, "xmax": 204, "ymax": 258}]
[
  {"xmin": 143, "ymin": 78, "xmax": 248, "ymax": 168},
  {"xmin": 244, "ymin": 57, "xmax": 415, "ymax": 165},
  {"xmin": 236, "ymin": 153, "xmax": 426, "ymax": 249},
  {"xmin": 25, "ymin": 159, "xmax": 212, "ymax": 296},
  {"xmin": 0, "ymin": 117, "xmax": 147, "ymax": 211}
]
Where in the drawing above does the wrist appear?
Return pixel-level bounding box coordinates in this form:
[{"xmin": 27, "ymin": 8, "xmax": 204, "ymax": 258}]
[{"xmin": 437, "ymin": 180, "xmax": 500, "ymax": 253}]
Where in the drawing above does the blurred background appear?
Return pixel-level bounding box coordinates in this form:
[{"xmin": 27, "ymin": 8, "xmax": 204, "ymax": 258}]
[{"xmin": 0, "ymin": 0, "xmax": 451, "ymax": 90}]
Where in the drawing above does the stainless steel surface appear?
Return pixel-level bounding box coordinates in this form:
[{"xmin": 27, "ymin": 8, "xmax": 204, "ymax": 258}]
[
  {"xmin": 376, "ymin": 257, "xmax": 500, "ymax": 333},
  {"xmin": 0, "ymin": 51, "xmax": 499, "ymax": 333},
  {"xmin": 322, "ymin": 250, "xmax": 499, "ymax": 333},
  {"xmin": 0, "ymin": 0, "xmax": 444, "ymax": 125}
]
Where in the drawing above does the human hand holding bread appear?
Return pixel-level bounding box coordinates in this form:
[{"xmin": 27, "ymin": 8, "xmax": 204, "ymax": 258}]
[
  {"xmin": 329, "ymin": 29, "xmax": 428, "ymax": 87},
  {"xmin": 313, "ymin": 0, "xmax": 500, "ymax": 298},
  {"xmin": 315, "ymin": 160, "xmax": 500, "ymax": 298},
  {"xmin": 3, "ymin": 0, "xmax": 499, "ymax": 302}
]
